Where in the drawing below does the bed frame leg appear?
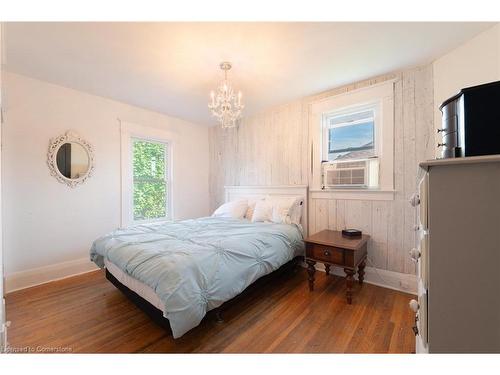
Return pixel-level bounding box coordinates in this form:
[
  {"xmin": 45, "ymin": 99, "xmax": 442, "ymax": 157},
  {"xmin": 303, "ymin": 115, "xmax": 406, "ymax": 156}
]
[
  {"xmin": 292, "ymin": 256, "xmax": 303, "ymax": 273},
  {"xmin": 215, "ymin": 309, "xmax": 224, "ymax": 324}
]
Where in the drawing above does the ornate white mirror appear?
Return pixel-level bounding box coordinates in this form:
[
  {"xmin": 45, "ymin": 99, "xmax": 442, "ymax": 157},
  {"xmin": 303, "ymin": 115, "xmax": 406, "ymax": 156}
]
[{"xmin": 47, "ymin": 131, "xmax": 95, "ymax": 188}]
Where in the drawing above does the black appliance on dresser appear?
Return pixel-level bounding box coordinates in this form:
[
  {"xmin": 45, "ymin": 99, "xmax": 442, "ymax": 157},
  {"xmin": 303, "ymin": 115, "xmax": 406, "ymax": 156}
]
[{"xmin": 438, "ymin": 80, "xmax": 500, "ymax": 158}]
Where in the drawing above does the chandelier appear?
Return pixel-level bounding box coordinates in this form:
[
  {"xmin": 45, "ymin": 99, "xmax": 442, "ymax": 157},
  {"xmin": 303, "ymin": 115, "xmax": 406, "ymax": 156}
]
[{"xmin": 208, "ymin": 62, "xmax": 244, "ymax": 128}]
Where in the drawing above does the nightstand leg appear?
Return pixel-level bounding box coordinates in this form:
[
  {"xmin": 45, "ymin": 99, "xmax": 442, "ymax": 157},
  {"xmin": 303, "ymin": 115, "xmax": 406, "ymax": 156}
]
[
  {"xmin": 325, "ymin": 264, "xmax": 331, "ymax": 276},
  {"xmin": 306, "ymin": 260, "xmax": 316, "ymax": 291},
  {"xmin": 344, "ymin": 268, "xmax": 355, "ymax": 304},
  {"xmin": 358, "ymin": 260, "xmax": 366, "ymax": 285}
]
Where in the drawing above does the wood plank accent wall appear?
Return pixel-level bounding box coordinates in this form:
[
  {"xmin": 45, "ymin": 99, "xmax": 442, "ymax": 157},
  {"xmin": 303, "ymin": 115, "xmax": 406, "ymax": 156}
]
[{"xmin": 209, "ymin": 65, "xmax": 434, "ymax": 275}]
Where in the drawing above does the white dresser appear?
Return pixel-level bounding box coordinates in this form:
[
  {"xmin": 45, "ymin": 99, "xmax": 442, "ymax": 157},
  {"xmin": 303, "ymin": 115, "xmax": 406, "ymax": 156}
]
[{"xmin": 410, "ymin": 155, "xmax": 500, "ymax": 353}]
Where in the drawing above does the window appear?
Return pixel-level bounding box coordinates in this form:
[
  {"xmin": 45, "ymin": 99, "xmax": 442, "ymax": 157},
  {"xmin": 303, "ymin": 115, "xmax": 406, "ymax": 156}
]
[
  {"xmin": 310, "ymin": 80, "xmax": 394, "ymax": 199},
  {"xmin": 324, "ymin": 107, "xmax": 376, "ymax": 161},
  {"xmin": 322, "ymin": 104, "xmax": 379, "ymax": 189},
  {"xmin": 132, "ymin": 138, "xmax": 170, "ymax": 222},
  {"xmin": 120, "ymin": 121, "xmax": 175, "ymax": 227}
]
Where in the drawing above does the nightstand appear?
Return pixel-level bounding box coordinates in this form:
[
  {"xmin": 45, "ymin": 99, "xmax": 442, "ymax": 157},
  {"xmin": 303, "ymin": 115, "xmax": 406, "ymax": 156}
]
[{"xmin": 304, "ymin": 229, "xmax": 369, "ymax": 304}]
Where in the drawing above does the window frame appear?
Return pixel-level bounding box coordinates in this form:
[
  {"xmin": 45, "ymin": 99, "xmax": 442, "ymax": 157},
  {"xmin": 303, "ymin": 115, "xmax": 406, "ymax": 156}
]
[
  {"xmin": 120, "ymin": 121, "xmax": 175, "ymax": 227},
  {"xmin": 309, "ymin": 80, "xmax": 395, "ymax": 200},
  {"xmin": 130, "ymin": 137, "xmax": 171, "ymax": 225}
]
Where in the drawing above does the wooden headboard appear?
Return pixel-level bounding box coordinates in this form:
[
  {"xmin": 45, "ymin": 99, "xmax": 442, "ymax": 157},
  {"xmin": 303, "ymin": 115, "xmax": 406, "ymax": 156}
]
[{"xmin": 224, "ymin": 185, "xmax": 309, "ymax": 236}]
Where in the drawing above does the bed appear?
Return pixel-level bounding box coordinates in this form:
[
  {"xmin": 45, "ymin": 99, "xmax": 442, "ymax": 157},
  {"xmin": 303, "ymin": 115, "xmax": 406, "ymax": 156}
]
[{"xmin": 90, "ymin": 185, "xmax": 308, "ymax": 338}]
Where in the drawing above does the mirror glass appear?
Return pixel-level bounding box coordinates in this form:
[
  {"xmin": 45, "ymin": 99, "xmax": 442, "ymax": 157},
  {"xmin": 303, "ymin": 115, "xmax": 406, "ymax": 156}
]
[{"xmin": 55, "ymin": 142, "xmax": 90, "ymax": 180}]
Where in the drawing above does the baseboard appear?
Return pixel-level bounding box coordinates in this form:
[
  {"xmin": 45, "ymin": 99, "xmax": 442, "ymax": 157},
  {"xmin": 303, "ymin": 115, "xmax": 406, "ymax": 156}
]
[
  {"xmin": 4, "ymin": 256, "xmax": 416, "ymax": 295},
  {"xmin": 5, "ymin": 258, "xmax": 99, "ymax": 293},
  {"xmin": 305, "ymin": 262, "xmax": 417, "ymax": 295}
]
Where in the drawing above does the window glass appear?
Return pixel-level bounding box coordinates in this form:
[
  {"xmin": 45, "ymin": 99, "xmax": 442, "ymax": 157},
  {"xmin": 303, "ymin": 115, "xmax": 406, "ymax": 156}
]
[
  {"xmin": 132, "ymin": 139, "xmax": 168, "ymax": 221},
  {"xmin": 327, "ymin": 109, "xmax": 375, "ymax": 161}
]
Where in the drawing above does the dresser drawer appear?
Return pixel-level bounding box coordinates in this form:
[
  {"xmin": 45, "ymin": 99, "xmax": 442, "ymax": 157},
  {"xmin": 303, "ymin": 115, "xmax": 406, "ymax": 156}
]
[{"xmin": 306, "ymin": 244, "xmax": 344, "ymax": 264}]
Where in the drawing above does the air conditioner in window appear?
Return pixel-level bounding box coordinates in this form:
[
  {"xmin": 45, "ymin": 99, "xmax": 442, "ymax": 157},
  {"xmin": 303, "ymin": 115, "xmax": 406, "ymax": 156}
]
[{"xmin": 322, "ymin": 158, "xmax": 379, "ymax": 189}]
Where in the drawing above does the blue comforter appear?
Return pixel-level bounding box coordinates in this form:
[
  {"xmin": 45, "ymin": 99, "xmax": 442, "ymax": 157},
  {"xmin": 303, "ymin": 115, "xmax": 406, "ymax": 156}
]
[{"xmin": 90, "ymin": 217, "xmax": 304, "ymax": 338}]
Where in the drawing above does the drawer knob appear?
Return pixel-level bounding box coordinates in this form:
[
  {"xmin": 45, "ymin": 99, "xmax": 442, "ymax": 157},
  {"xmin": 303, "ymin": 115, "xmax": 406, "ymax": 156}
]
[
  {"xmin": 323, "ymin": 250, "xmax": 331, "ymax": 257},
  {"xmin": 409, "ymin": 248, "xmax": 421, "ymax": 261},
  {"xmin": 409, "ymin": 299, "xmax": 419, "ymax": 312},
  {"xmin": 437, "ymin": 143, "xmax": 447, "ymax": 148}
]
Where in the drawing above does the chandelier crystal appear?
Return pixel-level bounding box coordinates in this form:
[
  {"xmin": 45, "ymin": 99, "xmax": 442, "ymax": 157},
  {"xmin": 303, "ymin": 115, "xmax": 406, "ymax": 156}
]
[{"xmin": 208, "ymin": 62, "xmax": 244, "ymax": 128}]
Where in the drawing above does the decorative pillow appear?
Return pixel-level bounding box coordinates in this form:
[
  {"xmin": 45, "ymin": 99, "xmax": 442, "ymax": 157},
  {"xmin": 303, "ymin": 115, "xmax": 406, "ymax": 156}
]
[
  {"xmin": 244, "ymin": 197, "xmax": 264, "ymax": 220},
  {"xmin": 251, "ymin": 200, "xmax": 273, "ymax": 222},
  {"xmin": 267, "ymin": 196, "xmax": 303, "ymax": 225},
  {"xmin": 289, "ymin": 200, "xmax": 303, "ymax": 226},
  {"xmin": 212, "ymin": 199, "xmax": 248, "ymax": 219}
]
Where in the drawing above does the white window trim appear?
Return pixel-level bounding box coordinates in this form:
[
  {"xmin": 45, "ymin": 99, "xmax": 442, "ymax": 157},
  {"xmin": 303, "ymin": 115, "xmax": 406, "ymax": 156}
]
[
  {"xmin": 309, "ymin": 80, "xmax": 395, "ymax": 200},
  {"xmin": 120, "ymin": 120, "xmax": 177, "ymax": 227}
]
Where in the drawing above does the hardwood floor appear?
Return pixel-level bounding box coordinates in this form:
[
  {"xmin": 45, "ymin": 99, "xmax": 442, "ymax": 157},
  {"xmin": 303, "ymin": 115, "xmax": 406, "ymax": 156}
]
[{"xmin": 5, "ymin": 268, "xmax": 415, "ymax": 353}]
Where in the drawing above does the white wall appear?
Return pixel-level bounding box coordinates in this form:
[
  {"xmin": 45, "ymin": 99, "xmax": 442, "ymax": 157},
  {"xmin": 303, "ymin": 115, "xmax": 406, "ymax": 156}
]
[
  {"xmin": 433, "ymin": 24, "xmax": 500, "ymax": 142},
  {"xmin": 2, "ymin": 72, "xmax": 210, "ymax": 284}
]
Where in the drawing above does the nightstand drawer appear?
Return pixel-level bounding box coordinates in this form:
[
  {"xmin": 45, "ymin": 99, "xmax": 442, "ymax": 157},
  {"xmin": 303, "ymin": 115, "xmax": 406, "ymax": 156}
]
[{"xmin": 307, "ymin": 244, "xmax": 344, "ymax": 264}]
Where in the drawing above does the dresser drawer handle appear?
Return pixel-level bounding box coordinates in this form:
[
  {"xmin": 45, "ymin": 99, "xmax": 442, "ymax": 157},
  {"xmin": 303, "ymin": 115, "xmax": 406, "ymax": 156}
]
[
  {"xmin": 323, "ymin": 250, "xmax": 331, "ymax": 257},
  {"xmin": 409, "ymin": 299, "xmax": 419, "ymax": 312}
]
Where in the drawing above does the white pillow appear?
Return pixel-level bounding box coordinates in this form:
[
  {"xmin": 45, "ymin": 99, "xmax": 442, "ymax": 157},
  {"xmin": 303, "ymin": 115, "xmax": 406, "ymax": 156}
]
[
  {"xmin": 251, "ymin": 200, "xmax": 273, "ymax": 222},
  {"xmin": 245, "ymin": 197, "xmax": 265, "ymax": 220},
  {"xmin": 289, "ymin": 200, "xmax": 303, "ymax": 226},
  {"xmin": 268, "ymin": 196, "xmax": 302, "ymax": 224},
  {"xmin": 212, "ymin": 199, "xmax": 248, "ymax": 219}
]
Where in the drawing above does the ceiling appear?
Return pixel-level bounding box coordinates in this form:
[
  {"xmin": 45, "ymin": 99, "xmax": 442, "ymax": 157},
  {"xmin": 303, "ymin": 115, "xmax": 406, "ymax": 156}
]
[{"xmin": 3, "ymin": 22, "xmax": 494, "ymax": 126}]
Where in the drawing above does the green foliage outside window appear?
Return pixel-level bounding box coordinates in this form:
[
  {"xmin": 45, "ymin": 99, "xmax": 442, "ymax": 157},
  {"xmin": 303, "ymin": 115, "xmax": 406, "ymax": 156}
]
[{"xmin": 133, "ymin": 139, "xmax": 167, "ymax": 221}]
